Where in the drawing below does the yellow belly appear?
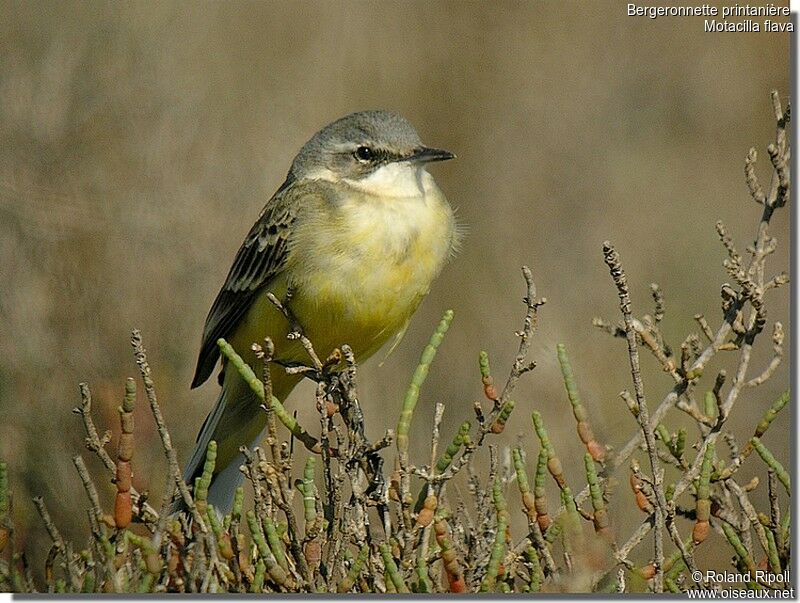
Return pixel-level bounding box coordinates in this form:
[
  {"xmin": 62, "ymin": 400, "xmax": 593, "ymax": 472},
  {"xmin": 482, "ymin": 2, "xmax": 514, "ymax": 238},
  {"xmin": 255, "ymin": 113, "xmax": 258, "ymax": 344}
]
[
  {"xmin": 214, "ymin": 264, "xmax": 430, "ymax": 476},
  {"xmin": 230, "ymin": 254, "xmax": 432, "ymax": 373},
  {"xmin": 230, "ymin": 182, "xmax": 456, "ymax": 393},
  {"xmin": 216, "ymin": 180, "xmax": 456, "ymax": 472}
]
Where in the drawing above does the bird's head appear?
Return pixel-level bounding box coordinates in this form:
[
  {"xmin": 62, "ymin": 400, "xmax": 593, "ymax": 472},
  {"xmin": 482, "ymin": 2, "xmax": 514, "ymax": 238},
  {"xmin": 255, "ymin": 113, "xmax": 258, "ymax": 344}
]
[{"xmin": 289, "ymin": 110, "xmax": 454, "ymax": 197}]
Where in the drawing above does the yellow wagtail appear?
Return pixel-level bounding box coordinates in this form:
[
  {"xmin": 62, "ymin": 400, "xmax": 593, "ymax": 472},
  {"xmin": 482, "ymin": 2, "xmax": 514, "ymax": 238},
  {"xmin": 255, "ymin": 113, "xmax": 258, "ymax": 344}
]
[{"xmin": 184, "ymin": 111, "xmax": 460, "ymax": 511}]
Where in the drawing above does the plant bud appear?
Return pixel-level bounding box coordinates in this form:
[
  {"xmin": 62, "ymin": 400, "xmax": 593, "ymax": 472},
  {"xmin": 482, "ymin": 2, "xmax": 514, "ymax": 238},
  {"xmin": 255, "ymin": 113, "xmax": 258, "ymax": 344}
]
[
  {"xmin": 639, "ymin": 563, "xmax": 656, "ymax": 580},
  {"xmin": 116, "ymin": 461, "xmax": 132, "ymax": 492},
  {"xmin": 114, "ymin": 491, "xmax": 132, "ymax": 529},
  {"xmin": 692, "ymin": 520, "xmax": 709, "ymax": 545}
]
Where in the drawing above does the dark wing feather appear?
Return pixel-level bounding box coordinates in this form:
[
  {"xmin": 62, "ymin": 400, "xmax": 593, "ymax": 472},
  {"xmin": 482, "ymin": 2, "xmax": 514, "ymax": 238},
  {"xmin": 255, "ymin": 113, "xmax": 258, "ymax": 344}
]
[{"xmin": 191, "ymin": 179, "xmax": 297, "ymax": 388}]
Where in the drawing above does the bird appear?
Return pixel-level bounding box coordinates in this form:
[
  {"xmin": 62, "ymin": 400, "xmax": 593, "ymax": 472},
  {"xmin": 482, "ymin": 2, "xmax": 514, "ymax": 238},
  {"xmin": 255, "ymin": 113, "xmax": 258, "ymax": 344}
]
[{"xmin": 182, "ymin": 110, "xmax": 461, "ymax": 513}]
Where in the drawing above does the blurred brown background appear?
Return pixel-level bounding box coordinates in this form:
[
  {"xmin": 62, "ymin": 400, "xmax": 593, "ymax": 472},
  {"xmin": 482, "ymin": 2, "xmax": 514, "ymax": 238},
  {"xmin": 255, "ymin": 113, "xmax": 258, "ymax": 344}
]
[{"xmin": 0, "ymin": 1, "xmax": 790, "ymax": 578}]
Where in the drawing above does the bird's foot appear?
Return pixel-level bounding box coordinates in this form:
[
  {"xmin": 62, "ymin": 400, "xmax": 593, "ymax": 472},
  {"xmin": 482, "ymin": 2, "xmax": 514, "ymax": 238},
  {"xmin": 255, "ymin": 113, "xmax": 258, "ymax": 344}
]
[{"xmin": 265, "ymin": 288, "xmax": 307, "ymax": 340}]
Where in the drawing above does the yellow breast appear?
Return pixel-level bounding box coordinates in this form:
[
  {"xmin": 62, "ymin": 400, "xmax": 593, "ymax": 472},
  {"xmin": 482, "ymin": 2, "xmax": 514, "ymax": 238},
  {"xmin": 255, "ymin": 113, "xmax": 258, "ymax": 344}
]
[{"xmin": 284, "ymin": 175, "xmax": 456, "ymax": 360}]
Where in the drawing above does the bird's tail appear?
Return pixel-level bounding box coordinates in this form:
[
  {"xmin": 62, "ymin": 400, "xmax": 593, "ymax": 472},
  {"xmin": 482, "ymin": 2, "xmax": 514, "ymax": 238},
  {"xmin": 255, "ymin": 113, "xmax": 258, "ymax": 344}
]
[{"xmin": 176, "ymin": 374, "xmax": 267, "ymax": 515}]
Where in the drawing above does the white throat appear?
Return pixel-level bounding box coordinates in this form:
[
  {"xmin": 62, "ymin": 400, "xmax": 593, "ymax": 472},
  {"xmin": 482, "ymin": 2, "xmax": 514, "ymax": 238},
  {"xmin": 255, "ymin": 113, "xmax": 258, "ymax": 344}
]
[{"xmin": 344, "ymin": 162, "xmax": 430, "ymax": 199}]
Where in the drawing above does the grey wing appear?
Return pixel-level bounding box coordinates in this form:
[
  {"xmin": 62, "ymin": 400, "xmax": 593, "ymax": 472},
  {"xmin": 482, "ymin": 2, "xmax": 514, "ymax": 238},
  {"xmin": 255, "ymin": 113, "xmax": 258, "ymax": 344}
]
[{"xmin": 191, "ymin": 179, "xmax": 297, "ymax": 388}]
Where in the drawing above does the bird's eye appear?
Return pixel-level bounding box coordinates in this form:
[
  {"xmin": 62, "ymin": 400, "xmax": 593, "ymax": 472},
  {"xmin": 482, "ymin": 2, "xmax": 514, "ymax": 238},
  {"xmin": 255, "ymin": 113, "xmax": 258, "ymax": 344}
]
[{"xmin": 354, "ymin": 146, "xmax": 374, "ymax": 162}]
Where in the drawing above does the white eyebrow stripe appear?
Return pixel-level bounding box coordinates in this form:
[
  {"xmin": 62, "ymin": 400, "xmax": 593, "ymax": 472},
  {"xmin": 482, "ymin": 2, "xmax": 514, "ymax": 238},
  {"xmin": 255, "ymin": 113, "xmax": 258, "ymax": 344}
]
[{"xmin": 331, "ymin": 142, "xmax": 357, "ymax": 153}]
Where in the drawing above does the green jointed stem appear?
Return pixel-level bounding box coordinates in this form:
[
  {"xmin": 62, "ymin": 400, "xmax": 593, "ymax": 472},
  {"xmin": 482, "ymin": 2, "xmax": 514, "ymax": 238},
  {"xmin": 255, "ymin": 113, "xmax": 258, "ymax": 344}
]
[
  {"xmin": 703, "ymin": 391, "xmax": 717, "ymax": 421},
  {"xmin": 780, "ymin": 513, "xmax": 790, "ymax": 551},
  {"xmin": 525, "ymin": 545, "xmax": 543, "ymax": 592},
  {"xmin": 721, "ymin": 522, "xmax": 757, "ymax": 574},
  {"xmin": 557, "ymin": 344, "xmax": 586, "ymax": 421},
  {"xmin": 765, "ymin": 528, "xmax": 781, "ymax": 573},
  {"xmin": 532, "ymin": 412, "xmax": 555, "ymax": 460},
  {"xmin": 247, "ymin": 510, "xmax": 290, "ymax": 587},
  {"xmin": 396, "ymin": 310, "xmax": 454, "ymax": 456},
  {"xmin": 99, "ymin": 525, "xmax": 115, "ymax": 565},
  {"xmin": 665, "ymin": 547, "xmax": 688, "ymax": 580},
  {"xmin": 560, "ymin": 486, "xmax": 581, "ymax": 539},
  {"xmin": 301, "ymin": 457, "xmax": 318, "ymax": 527},
  {"xmin": 207, "ymin": 502, "xmax": 234, "ymax": 560},
  {"xmin": 479, "ymin": 350, "xmax": 491, "ymax": 379},
  {"xmin": 512, "ymin": 447, "xmax": 537, "ymax": 523},
  {"xmin": 557, "ymin": 344, "xmax": 604, "ymax": 461},
  {"xmin": 655, "ymin": 424, "xmax": 671, "ymax": 447},
  {"xmin": 137, "ymin": 573, "xmax": 154, "ymax": 594},
  {"xmin": 437, "ymin": 421, "xmax": 470, "ymax": 474},
  {"xmin": 493, "ymin": 400, "xmax": 515, "ymax": 431},
  {"xmin": 494, "ymin": 476, "xmax": 508, "ymax": 511},
  {"xmin": 544, "ymin": 519, "xmax": 563, "ymax": 543},
  {"xmin": 727, "ymin": 391, "xmax": 790, "ymax": 473},
  {"xmin": 512, "ymin": 448, "xmax": 531, "ymax": 494},
  {"xmin": 533, "ymin": 447, "xmax": 550, "ymax": 525},
  {"xmin": 664, "ymin": 577, "xmax": 680, "ymax": 593},
  {"xmin": 379, "ymin": 542, "xmax": 409, "ymax": 593},
  {"xmin": 123, "ymin": 376, "xmax": 136, "ymax": 413},
  {"xmin": 755, "ymin": 391, "xmax": 789, "ymax": 438},
  {"xmin": 415, "ymin": 421, "xmax": 471, "ymax": 512},
  {"xmin": 584, "ymin": 453, "xmax": 609, "ymax": 536},
  {"xmin": 12, "ymin": 566, "xmax": 25, "ymax": 592},
  {"xmin": 481, "ymin": 480, "xmax": 509, "ymax": 592},
  {"xmin": 500, "ymin": 403, "xmax": 514, "ymax": 423},
  {"xmin": 251, "ymin": 559, "xmax": 265, "ymax": 593},
  {"xmin": 751, "ymin": 438, "xmax": 790, "ymax": 493},
  {"xmin": 206, "ymin": 504, "xmax": 223, "ymax": 539},
  {"xmin": 729, "ymin": 391, "xmax": 791, "ymax": 474},
  {"xmin": 195, "ymin": 440, "xmax": 217, "ymax": 505},
  {"xmin": 81, "ymin": 569, "xmax": 95, "ymax": 593},
  {"xmin": 127, "ymin": 531, "xmax": 161, "ymax": 579},
  {"xmin": 415, "ymin": 548, "xmax": 432, "ymax": 592},
  {"xmin": 247, "ymin": 510, "xmax": 269, "ymax": 557},
  {"xmin": 742, "ymin": 391, "xmax": 791, "ymax": 458},
  {"xmin": 226, "ymin": 486, "xmax": 244, "ymax": 531},
  {"xmin": 217, "ymin": 338, "xmax": 318, "ymax": 451},
  {"xmin": 697, "ymin": 443, "xmax": 715, "ymax": 502},
  {"xmin": 125, "ymin": 530, "xmax": 154, "ymax": 553},
  {"xmin": 337, "ymin": 544, "xmax": 368, "ymax": 593},
  {"xmin": 479, "ymin": 350, "xmax": 499, "ymax": 400},
  {"xmin": 674, "ymin": 428, "xmax": 686, "ymax": 459},
  {"xmin": 534, "ymin": 448, "xmax": 547, "ymax": 496},
  {"xmin": 693, "ymin": 443, "xmax": 715, "ymax": 544},
  {"xmin": 262, "ymin": 515, "xmax": 288, "ymax": 570},
  {"xmin": 532, "ymin": 411, "xmax": 566, "ymax": 488}
]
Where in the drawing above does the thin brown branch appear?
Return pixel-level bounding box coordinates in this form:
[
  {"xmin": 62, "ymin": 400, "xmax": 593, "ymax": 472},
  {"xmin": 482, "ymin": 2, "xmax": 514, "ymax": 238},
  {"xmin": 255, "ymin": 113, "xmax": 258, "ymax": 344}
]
[
  {"xmin": 131, "ymin": 329, "xmax": 206, "ymax": 533},
  {"xmin": 603, "ymin": 241, "xmax": 667, "ymax": 592}
]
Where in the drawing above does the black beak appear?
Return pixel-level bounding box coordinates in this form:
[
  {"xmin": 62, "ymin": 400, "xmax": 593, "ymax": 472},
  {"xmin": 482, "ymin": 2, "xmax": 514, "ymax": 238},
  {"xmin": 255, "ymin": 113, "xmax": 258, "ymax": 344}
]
[{"xmin": 408, "ymin": 146, "xmax": 456, "ymax": 164}]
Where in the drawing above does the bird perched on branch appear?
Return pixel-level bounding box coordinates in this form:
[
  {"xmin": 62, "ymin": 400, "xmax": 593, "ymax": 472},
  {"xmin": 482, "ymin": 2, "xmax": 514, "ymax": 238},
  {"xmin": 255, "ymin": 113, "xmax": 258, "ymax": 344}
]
[{"xmin": 183, "ymin": 110, "xmax": 460, "ymax": 512}]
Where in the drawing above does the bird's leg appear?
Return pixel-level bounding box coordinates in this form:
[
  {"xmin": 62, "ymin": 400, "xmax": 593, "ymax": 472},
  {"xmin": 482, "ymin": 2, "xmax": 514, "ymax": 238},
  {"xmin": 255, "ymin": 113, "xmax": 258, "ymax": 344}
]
[
  {"xmin": 283, "ymin": 286, "xmax": 306, "ymax": 341},
  {"xmin": 266, "ymin": 287, "xmax": 304, "ymax": 340},
  {"xmin": 279, "ymin": 348, "xmax": 342, "ymax": 384},
  {"xmin": 266, "ymin": 288, "xmax": 341, "ymax": 382}
]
